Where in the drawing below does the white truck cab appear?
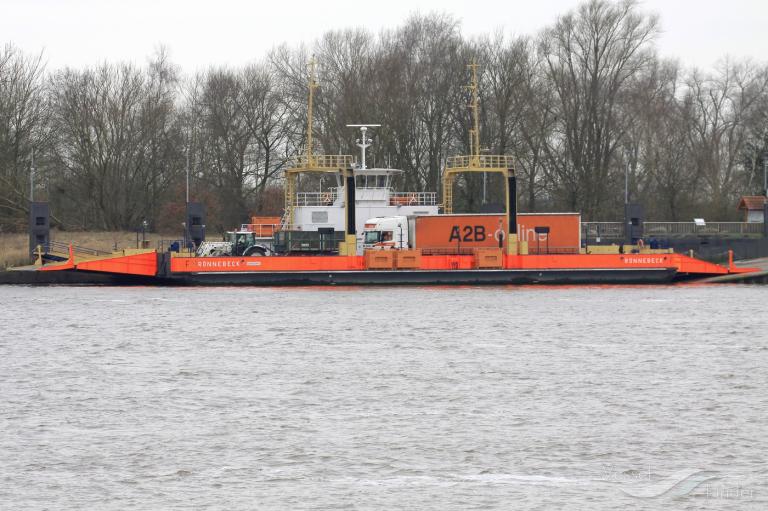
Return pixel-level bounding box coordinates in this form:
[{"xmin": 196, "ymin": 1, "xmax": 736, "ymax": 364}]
[{"xmin": 362, "ymin": 216, "xmax": 410, "ymax": 250}]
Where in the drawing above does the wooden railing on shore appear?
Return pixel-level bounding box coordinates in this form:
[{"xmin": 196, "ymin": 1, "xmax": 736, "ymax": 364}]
[
  {"xmin": 644, "ymin": 222, "xmax": 764, "ymax": 236},
  {"xmin": 581, "ymin": 221, "xmax": 764, "ymax": 239}
]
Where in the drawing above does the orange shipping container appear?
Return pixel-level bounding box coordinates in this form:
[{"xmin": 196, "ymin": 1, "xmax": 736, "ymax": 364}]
[
  {"xmin": 518, "ymin": 213, "xmax": 581, "ymax": 254},
  {"xmin": 411, "ymin": 213, "xmax": 581, "ymax": 253},
  {"xmin": 248, "ymin": 216, "xmax": 282, "ymax": 237}
]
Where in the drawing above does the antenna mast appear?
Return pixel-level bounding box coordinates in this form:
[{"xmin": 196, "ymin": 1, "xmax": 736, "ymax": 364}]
[
  {"xmin": 347, "ymin": 124, "xmax": 381, "ymax": 170},
  {"xmin": 306, "ymin": 57, "xmax": 319, "ymax": 166},
  {"xmin": 185, "ymin": 148, "xmax": 190, "ymax": 204},
  {"xmin": 467, "ymin": 62, "xmax": 481, "ymax": 163},
  {"xmin": 30, "ymin": 147, "xmax": 35, "ymax": 202}
]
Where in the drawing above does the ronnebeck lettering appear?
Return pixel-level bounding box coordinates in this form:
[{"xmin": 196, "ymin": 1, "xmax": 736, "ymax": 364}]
[
  {"xmin": 624, "ymin": 257, "xmax": 664, "ymax": 265},
  {"xmin": 197, "ymin": 260, "xmax": 242, "ymax": 268}
]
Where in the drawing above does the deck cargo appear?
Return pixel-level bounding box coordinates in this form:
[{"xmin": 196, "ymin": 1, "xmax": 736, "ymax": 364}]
[{"xmin": 368, "ymin": 213, "xmax": 581, "ymax": 253}]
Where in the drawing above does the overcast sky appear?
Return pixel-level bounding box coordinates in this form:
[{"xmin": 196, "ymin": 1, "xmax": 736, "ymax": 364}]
[{"xmin": 3, "ymin": 0, "xmax": 765, "ymax": 72}]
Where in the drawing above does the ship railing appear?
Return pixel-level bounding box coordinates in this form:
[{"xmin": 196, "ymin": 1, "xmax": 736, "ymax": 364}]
[
  {"xmin": 389, "ymin": 192, "xmax": 437, "ymax": 206},
  {"xmin": 294, "ymin": 191, "xmax": 339, "ymax": 206},
  {"xmin": 420, "ymin": 247, "xmax": 477, "ymax": 256},
  {"xmin": 644, "ymin": 221, "xmax": 764, "ymax": 237},
  {"xmin": 527, "ymin": 246, "xmax": 581, "ymax": 255},
  {"xmin": 46, "ymin": 240, "xmax": 112, "ymax": 257},
  {"xmin": 291, "ymin": 189, "xmax": 437, "ymax": 207},
  {"xmin": 240, "ymin": 223, "xmax": 281, "ymax": 238},
  {"xmin": 288, "ymin": 154, "xmax": 355, "ymax": 170},
  {"xmin": 581, "ymin": 222, "xmax": 625, "ymax": 240},
  {"xmin": 445, "ymin": 155, "xmax": 513, "ymax": 170}
]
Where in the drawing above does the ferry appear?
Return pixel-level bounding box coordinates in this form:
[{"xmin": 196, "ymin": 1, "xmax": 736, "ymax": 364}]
[{"xmin": 16, "ymin": 62, "xmax": 760, "ymax": 286}]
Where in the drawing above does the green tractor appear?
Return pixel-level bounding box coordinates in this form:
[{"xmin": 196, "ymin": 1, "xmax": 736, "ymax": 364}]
[
  {"xmin": 228, "ymin": 230, "xmax": 271, "ymax": 256},
  {"xmin": 195, "ymin": 229, "xmax": 272, "ymax": 257}
]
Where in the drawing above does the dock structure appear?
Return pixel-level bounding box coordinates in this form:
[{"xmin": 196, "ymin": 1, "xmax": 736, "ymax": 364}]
[{"xmin": 702, "ymin": 257, "xmax": 768, "ymax": 284}]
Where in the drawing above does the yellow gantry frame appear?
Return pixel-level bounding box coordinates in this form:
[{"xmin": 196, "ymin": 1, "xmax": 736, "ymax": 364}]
[
  {"xmin": 442, "ymin": 62, "xmax": 515, "ymax": 215},
  {"xmin": 283, "ymin": 58, "xmax": 354, "ymax": 229},
  {"xmin": 441, "ymin": 62, "xmax": 519, "ymax": 253}
]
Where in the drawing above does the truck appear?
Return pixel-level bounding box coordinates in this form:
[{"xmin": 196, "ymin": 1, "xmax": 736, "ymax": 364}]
[{"xmin": 363, "ymin": 213, "xmax": 582, "ymax": 254}]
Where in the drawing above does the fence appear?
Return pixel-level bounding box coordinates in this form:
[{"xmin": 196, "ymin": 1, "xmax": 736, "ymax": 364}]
[
  {"xmin": 581, "ymin": 222, "xmax": 625, "ymax": 240},
  {"xmin": 581, "ymin": 221, "xmax": 764, "ymax": 240},
  {"xmin": 644, "ymin": 222, "xmax": 764, "ymax": 237}
]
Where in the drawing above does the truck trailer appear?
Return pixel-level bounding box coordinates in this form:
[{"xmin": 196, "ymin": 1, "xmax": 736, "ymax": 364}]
[{"xmin": 362, "ymin": 213, "xmax": 581, "ymax": 254}]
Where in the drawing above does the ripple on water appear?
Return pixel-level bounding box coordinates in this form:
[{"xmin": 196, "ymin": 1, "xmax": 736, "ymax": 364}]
[{"xmin": 0, "ymin": 285, "xmax": 766, "ymax": 510}]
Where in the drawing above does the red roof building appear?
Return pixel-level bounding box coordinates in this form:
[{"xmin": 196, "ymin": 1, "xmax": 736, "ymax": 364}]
[{"xmin": 737, "ymin": 195, "xmax": 767, "ymax": 223}]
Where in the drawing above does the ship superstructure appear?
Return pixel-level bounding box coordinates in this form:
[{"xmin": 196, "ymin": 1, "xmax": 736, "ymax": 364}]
[{"xmin": 289, "ymin": 127, "xmax": 438, "ymax": 244}]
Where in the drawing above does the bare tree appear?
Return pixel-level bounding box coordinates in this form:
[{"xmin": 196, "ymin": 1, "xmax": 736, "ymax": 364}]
[
  {"xmin": 236, "ymin": 64, "xmax": 293, "ymax": 213},
  {"xmin": 540, "ymin": 0, "xmax": 658, "ymax": 219},
  {"xmin": 0, "ymin": 44, "xmax": 50, "ymax": 228},
  {"xmin": 4, "ymin": 2, "xmax": 768, "ymax": 234},
  {"xmin": 615, "ymin": 59, "xmax": 696, "ymax": 220},
  {"xmin": 477, "ymin": 33, "xmax": 555, "ymax": 211},
  {"xmin": 50, "ymin": 53, "xmax": 182, "ymax": 230},
  {"xmin": 683, "ymin": 60, "xmax": 768, "ymax": 218}
]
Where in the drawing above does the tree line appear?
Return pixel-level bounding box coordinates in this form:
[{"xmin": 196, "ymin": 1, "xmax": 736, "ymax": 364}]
[{"xmin": 1, "ymin": 0, "xmax": 767, "ymax": 235}]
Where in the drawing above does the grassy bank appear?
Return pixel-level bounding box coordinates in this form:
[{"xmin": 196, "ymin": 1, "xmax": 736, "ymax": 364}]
[
  {"xmin": 1, "ymin": 231, "xmax": 177, "ymax": 269},
  {"xmin": 0, "ymin": 234, "xmax": 28, "ymax": 269}
]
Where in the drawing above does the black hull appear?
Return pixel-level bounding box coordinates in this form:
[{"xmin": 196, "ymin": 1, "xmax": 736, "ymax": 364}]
[
  {"xmin": 1, "ymin": 268, "xmax": 679, "ymax": 286},
  {"xmin": 165, "ymin": 268, "xmax": 678, "ymax": 286},
  {"xmin": 0, "ymin": 270, "xmax": 160, "ymax": 286}
]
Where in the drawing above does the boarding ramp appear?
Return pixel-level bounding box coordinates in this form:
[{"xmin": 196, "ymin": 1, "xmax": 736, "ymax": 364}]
[{"xmin": 37, "ymin": 240, "xmax": 112, "ymax": 263}]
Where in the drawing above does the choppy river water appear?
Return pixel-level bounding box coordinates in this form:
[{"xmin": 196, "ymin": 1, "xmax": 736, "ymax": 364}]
[{"xmin": 1, "ymin": 284, "xmax": 767, "ymax": 510}]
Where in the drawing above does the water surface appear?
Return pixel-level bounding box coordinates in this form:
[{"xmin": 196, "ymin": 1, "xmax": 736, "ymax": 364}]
[{"xmin": 1, "ymin": 285, "xmax": 766, "ymax": 509}]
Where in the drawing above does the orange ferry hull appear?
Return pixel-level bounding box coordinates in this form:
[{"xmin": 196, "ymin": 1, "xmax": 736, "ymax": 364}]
[
  {"xmin": 15, "ymin": 249, "xmax": 756, "ymax": 286},
  {"xmin": 158, "ymin": 252, "xmax": 731, "ymax": 285}
]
